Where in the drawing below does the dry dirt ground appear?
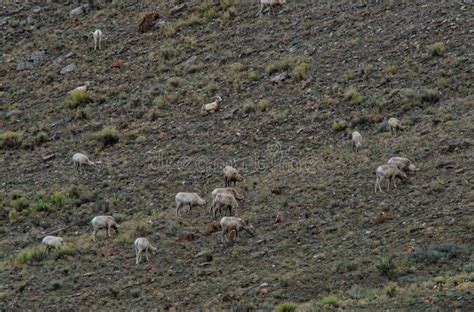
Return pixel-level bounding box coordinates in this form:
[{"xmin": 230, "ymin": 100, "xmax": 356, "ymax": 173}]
[{"xmin": 1, "ymin": 0, "xmax": 473, "ymax": 310}]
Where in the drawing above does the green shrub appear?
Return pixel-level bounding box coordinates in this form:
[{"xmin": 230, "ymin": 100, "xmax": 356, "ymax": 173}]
[
  {"xmin": 243, "ymin": 101, "xmax": 256, "ymax": 114},
  {"xmin": 377, "ymin": 256, "xmax": 397, "ymax": 278},
  {"xmin": 331, "ymin": 120, "xmax": 347, "ymax": 132},
  {"xmin": 163, "ymin": 22, "xmax": 177, "ymax": 38},
  {"xmin": 383, "ymin": 282, "xmax": 397, "ymax": 297},
  {"xmin": 50, "ymin": 191, "xmax": 69, "ymax": 208},
  {"xmin": 33, "ymin": 132, "xmax": 48, "ymax": 146},
  {"xmin": 112, "ymin": 213, "xmax": 126, "ymax": 223},
  {"xmin": 266, "ymin": 57, "xmax": 293, "ymax": 75},
  {"xmin": 153, "ymin": 92, "xmax": 179, "ymax": 109},
  {"xmin": 428, "ymin": 42, "xmax": 446, "ymax": 57},
  {"xmin": 420, "ymin": 88, "xmax": 440, "ymax": 103},
  {"xmin": 50, "ymin": 280, "xmax": 63, "ymax": 290},
  {"xmin": 31, "ymin": 199, "xmax": 54, "ymax": 213},
  {"xmin": 412, "ymin": 244, "xmax": 468, "ymax": 264},
  {"xmin": 257, "ymin": 99, "xmax": 270, "ymax": 112},
  {"xmin": 292, "ymin": 57, "xmax": 310, "ymax": 81},
  {"xmin": 66, "ymin": 89, "xmax": 94, "ymax": 109},
  {"xmin": 320, "ymin": 295, "xmax": 339, "ymax": 306},
  {"xmin": 54, "ymin": 246, "xmax": 77, "ymax": 259},
  {"xmin": 160, "ymin": 46, "xmax": 177, "ymax": 61},
  {"xmin": 94, "ymin": 127, "xmax": 119, "ymax": 147},
  {"xmin": 117, "ymin": 233, "xmax": 133, "ymax": 245},
  {"xmin": 0, "ymin": 131, "xmax": 23, "ymax": 149},
  {"xmin": 8, "ymin": 209, "xmax": 18, "ymax": 223},
  {"xmin": 345, "ymin": 87, "xmax": 363, "ymax": 105},
  {"xmin": 15, "ymin": 246, "xmax": 48, "ymax": 264},
  {"xmin": 200, "ymin": 0, "xmax": 216, "ymax": 19},
  {"xmin": 11, "ymin": 197, "xmax": 29, "ymax": 211},
  {"xmin": 275, "ymin": 302, "xmax": 297, "ymax": 312}
]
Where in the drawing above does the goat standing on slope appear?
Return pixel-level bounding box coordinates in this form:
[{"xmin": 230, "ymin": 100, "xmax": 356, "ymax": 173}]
[{"xmin": 92, "ymin": 29, "xmax": 103, "ymax": 51}]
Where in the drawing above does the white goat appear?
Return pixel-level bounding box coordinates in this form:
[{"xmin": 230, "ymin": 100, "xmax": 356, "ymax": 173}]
[
  {"xmin": 352, "ymin": 131, "xmax": 362, "ymax": 152},
  {"xmin": 201, "ymin": 96, "xmax": 223, "ymax": 115},
  {"xmin": 91, "ymin": 216, "xmax": 119, "ymax": 242},
  {"xmin": 388, "ymin": 157, "xmax": 417, "ymax": 173},
  {"xmin": 42, "ymin": 235, "xmax": 64, "ymax": 252},
  {"xmin": 175, "ymin": 192, "xmax": 206, "ymax": 217},
  {"xmin": 220, "ymin": 217, "xmax": 255, "ymax": 242},
  {"xmin": 259, "ymin": 0, "xmax": 286, "ymax": 16},
  {"xmin": 73, "ymin": 153, "xmax": 94, "ymax": 172},
  {"xmin": 223, "ymin": 166, "xmax": 244, "ymax": 187},
  {"xmin": 93, "ymin": 29, "xmax": 103, "ymax": 51},
  {"xmin": 375, "ymin": 165, "xmax": 408, "ymax": 193},
  {"xmin": 134, "ymin": 237, "xmax": 156, "ymax": 265},
  {"xmin": 211, "ymin": 192, "xmax": 239, "ymax": 218},
  {"xmin": 211, "ymin": 187, "xmax": 244, "ymax": 201},
  {"xmin": 388, "ymin": 117, "xmax": 405, "ymax": 135}
]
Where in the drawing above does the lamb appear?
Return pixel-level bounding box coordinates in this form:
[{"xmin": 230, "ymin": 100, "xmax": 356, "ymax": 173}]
[
  {"xmin": 211, "ymin": 187, "xmax": 244, "ymax": 201},
  {"xmin": 201, "ymin": 96, "xmax": 223, "ymax": 116},
  {"xmin": 352, "ymin": 131, "xmax": 362, "ymax": 152},
  {"xmin": 91, "ymin": 216, "xmax": 119, "ymax": 242},
  {"xmin": 388, "ymin": 117, "xmax": 405, "ymax": 135},
  {"xmin": 134, "ymin": 237, "xmax": 156, "ymax": 265},
  {"xmin": 259, "ymin": 0, "xmax": 286, "ymax": 16},
  {"xmin": 175, "ymin": 192, "xmax": 206, "ymax": 217},
  {"xmin": 375, "ymin": 165, "xmax": 408, "ymax": 193},
  {"xmin": 223, "ymin": 166, "xmax": 244, "ymax": 187},
  {"xmin": 220, "ymin": 217, "xmax": 255, "ymax": 242},
  {"xmin": 92, "ymin": 29, "xmax": 103, "ymax": 51},
  {"xmin": 73, "ymin": 153, "xmax": 94, "ymax": 172},
  {"xmin": 388, "ymin": 157, "xmax": 417, "ymax": 173},
  {"xmin": 42, "ymin": 236, "xmax": 64, "ymax": 252},
  {"xmin": 211, "ymin": 192, "xmax": 239, "ymax": 218}
]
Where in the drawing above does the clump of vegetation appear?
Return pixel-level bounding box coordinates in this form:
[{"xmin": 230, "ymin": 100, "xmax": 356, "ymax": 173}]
[
  {"xmin": 153, "ymin": 91, "xmax": 180, "ymax": 109},
  {"xmin": 0, "ymin": 131, "xmax": 23, "ymax": 149},
  {"xmin": 412, "ymin": 244, "xmax": 468, "ymax": 264},
  {"xmin": 428, "ymin": 42, "xmax": 446, "ymax": 57},
  {"xmin": 344, "ymin": 87, "xmax": 363, "ymax": 105},
  {"xmin": 331, "ymin": 120, "xmax": 347, "ymax": 132},
  {"xmin": 228, "ymin": 62, "xmax": 246, "ymax": 88},
  {"xmin": 11, "ymin": 197, "xmax": 29, "ymax": 211},
  {"xmin": 275, "ymin": 302, "xmax": 297, "ymax": 312},
  {"xmin": 167, "ymin": 77, "xmax": 184, "ymax": 89},
  {"xmin": 360, "ymin": 62, "xmax": 374, "ymax": 76},
  {"xmin": 50, "ymin": 280, "xmax": 63, "ymax": 290},
  {"xmin": 93, "ymin": 127, "xmax": 119, "ymax": 147},
  {"xmin": 117, "ymin": 233, "xmax": 133, "ymax": 245},
  {"xmin": 55, "ymin": 245, "xmax": 77, "ymax": 259},
  {"xmin": 291, "ymin": 56, "xmax": 310, "ymax": 81},
  {"xmin": 66, "ymin": 90, "xmax": 94, "ymax": 109},
  {"xmin": 33, "ymin": 132, "xmax": 48, "ymax": 146},
  {"xmin": 15, "ymin": 246, "xmax": 48, "ymax": 264},
  {"xmin": 200, "ymin": 0, "xmax": 216, "ymax": 19},
  {"xmin": 50, "ymin": 191, "xmax": 69, "ymax": 208},
  {"xmin": 159, "ymin": 46, "xmax": 177, "ymax": 61},
  {"xmin": 31, "ymin": 199, "xmax": 55, "ymax": 213},
  {"xmin": 377, "ymin": 256, "xmax": 397, "ymax": 278},
  {"xmin": 257, "ymin": 99, "xmax": 270, "ymax": 112},
  {"xmin": 163, "ymin": 22, "xmax": 177, "ymax": 37},
  {"xmin": 420, "ymin": 88, "xmax": 440, "ymax": 103},
  {"xmin": 243, "ymin": 100, "xmax": 256, "ymax": 114},
  {"xmin": 266, "ymin": 57, "xmax": 293, "ymax": 75},
  {"xmin": 318, "ymin": 295, "xmax": 339, "ymax": 307},
  {"xmin": 8, "ymin": 209, "xmax": 18, "ymax": 223},
  {"xmin": 384, "ymin": 65, "xmax": 398, "ymax": 74},
  {"xmin": 112, "ymin": 213, "xmax": 126, "ymax": 223},
  {"xmin": 383, "ymin": 282, "xmax": 397, "ymax": 297}
]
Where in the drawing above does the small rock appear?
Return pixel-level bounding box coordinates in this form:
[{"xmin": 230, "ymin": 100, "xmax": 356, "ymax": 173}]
[
  {"xmin": 16, "ymin": 50, "xmax": 46, "ymax": 71},
  {"xmin": 5, "ymin": 109, "xmax": 22, "ymax": 118},
  {"xmin": 169, "ymin": 3, "xmax": 187, "ymax": 15},
  {"xmin": 270, "ymin": 72, "xmax": 288, "ymax": 83},
  {"xmin": 259, "ymin": 282, "xmax": 269, "ymax": 288},
  {"xmin": 60, "ymin": 63, "xmax": 76, "ymax": 74},
  {"xmin": 42, "ymin": 154, "xmax": 55, "ymax": 162},
  {"xmin": 182, "ymin": 55, "xmax": 197, "ymax": 66},
  {"xmin": 69, "ymin": 6, "xmax": 83, "ymax": 17}
]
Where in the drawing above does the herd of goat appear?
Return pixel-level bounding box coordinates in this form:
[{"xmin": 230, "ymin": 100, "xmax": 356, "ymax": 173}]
[
  {"xmin": 42, "ymin": 117, "xmax": 417, "ymax": 265},
  {"xmin": 38, "ymin": 0, "xmax": 421, "ymax": 265}
]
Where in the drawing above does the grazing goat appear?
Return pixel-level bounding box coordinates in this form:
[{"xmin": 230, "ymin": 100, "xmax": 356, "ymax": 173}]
[
  {"xmin": 388, "ymin": 157, "xmax": 417, "ymax": 173},
  {"xmin": 201, "ymin": 96, "xmax": 223, "ymax": 115},
  {"xmin": 91, "ymin": 216, "xmax": 119, "ymax": 242},
  {"xmin": 92, "ymin": 29, "xmax": 103, "ymax": 51},
  {"xmin": 211, "ymin": 187, "xmax": 244, "ymax": 201},
  {"xmin": 220, "ymin": 217, "xmax": 255, "ymax": 242},
  {"xmin": 259, "ymin": 0, "xmax": 286, "ymax": 16},
  {"xmin": 134, "ymin": 237, "xmax": 156, "ymax": 265},
  {"xmin": 352, "ymin": 131, "xmax": 362, "ymax": 152},
  {"xmin": 175, "ymin": 192, "xmax": 206, "ymax": 217},
  {"xmin": 139, "ymin": 12, "xmax": 159, "ymax": 33},
  {"xmin": 211, "ymin": 192, "xmax": 238, "ymax": 218},
  {"xmin": 223, "ymin": 166, "xmax": 244, "ymax": 187},
  {"xmin": 388, "ymin": 117, "xmax": 405, "ymax": 135},
  {"xmin": 73, "ymin": 153, "xmax": 94, "ymax": 172},
  {"xmin": 375, "ymin": 165, "xmax": 407, "ymax": 193},
  {"xmin": 42, "ymin": 236, "xmax": 64, "ymax": 252}
]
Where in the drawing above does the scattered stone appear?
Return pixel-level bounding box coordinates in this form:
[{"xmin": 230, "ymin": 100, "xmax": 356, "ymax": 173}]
[
  {"xmin": 270, "ymin": 71, "xmax": 288, "ymax": 83},
  {"xmin": 5, "ymin": 109, "xmax": 22, "ymax": 118},
  {"xmin": 169, "ymin": 3, "xmax": 187, "ymax": 15},
  {"xmin": 52, "ymin": 52, "xmax": 74, "ymax": 66},
  {"xmin": 274, "ymin": 213, "xmax": 283, "ymax": 224},
  {"xmin": 42, "ymin": 154, "xmax": 55, "ymax": 162},
  {"xmin": 182, "ymin": 55, "xmax": 197, "ymax": 66},
  {"xmin": 60, "ymin": 63, "xmax": 76, "ymax": 74},
  {"xmin": 69, "ymin": 6, "xmax": 84, "ymax": 17},
  {"xmin": 16, "ymin": 50, "xmax": 46, "ymax": 71},
  {"xmin": 259, "ymin": 282, "xmax": 269, "ymax": 288}
]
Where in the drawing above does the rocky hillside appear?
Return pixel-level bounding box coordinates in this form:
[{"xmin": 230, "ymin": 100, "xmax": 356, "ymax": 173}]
[{"xmin": 1, "ymin": 0, "xmax": 473, "ymax": 310}]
